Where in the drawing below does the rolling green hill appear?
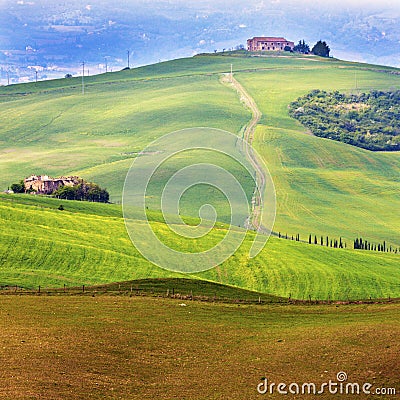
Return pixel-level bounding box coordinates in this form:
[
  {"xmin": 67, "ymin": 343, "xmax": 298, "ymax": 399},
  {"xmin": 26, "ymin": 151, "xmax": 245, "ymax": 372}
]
[
  {"xmin": 0, "ymin": 53, "xmax": 399, "ymax": 299},
  {"xmin": 234, "ymin": 61, "xmax": 400, "ymax": 244},
  {"xmin": 1, "ymin": 194, "xmax": 399, "ymax": 300}
]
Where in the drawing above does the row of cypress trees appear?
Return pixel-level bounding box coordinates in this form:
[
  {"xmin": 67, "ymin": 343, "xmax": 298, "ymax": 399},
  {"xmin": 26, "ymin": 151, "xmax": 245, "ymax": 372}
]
[
  {"xmin": 308, "ymin": 234, "xmax": 345, "ymax": 248},
  {"xmin": 277, "ymin": 232, "xmax": 398, "ymax": 254}
]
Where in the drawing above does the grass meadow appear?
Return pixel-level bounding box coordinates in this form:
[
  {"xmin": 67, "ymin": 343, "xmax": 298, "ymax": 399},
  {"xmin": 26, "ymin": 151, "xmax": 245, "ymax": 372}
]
[
  {"xmin": 0, "ymin": 53, "xmax": 399, "ymax": 299},
  {"xmin": 1, "ymin": 194, "xmax": 399, "ymax": 300},
  {"xmin": 0, "ymin": 73, "xmax": 250, "ymax": 202}
]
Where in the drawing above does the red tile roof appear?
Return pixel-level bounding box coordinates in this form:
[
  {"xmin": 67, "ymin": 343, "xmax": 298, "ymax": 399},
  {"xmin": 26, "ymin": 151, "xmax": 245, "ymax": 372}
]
[{"xmin": 248, "ymin": 37, "xmax": 291, "ymax": 42}]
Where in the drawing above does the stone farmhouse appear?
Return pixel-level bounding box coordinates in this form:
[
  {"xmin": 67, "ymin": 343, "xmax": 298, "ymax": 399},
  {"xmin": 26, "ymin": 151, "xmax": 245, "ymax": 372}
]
[
  {"xmin": 247, "ymin": 37, "xmax": 294, "ymax": 52},
  {"xmin": 24, "ymin": 175, "xmax": 80, "ymax": 194}
]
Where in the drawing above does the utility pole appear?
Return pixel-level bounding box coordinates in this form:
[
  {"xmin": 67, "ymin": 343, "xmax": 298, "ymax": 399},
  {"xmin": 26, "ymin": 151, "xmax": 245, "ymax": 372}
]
[
  {"xmin": 127, "ymin": 50, "xmax": 130, "ymax": 69},
  {"xmin": 35, "ymin": 70, "xmax": 38, "ymax": 84},
  {"xmin": 6, "ymin": 70, "xmax": 9, "ymax": 86},
  {"xmin": 105, "ymin": 57, "xmax": 108, "ymax": 73},
  {"xmin": 230, "ymin": 63, "xmax": 233, "ymax": 82},
  {"xmin": 81, "ymin": 61, "xmax": 85, "ymax": 95}
]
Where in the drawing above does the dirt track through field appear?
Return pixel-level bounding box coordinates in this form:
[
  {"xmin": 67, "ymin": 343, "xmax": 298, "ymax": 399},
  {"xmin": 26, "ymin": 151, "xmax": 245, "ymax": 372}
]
[{"xmin": 221, "ymin": 73, "xmax": 266, "ymax": 232}]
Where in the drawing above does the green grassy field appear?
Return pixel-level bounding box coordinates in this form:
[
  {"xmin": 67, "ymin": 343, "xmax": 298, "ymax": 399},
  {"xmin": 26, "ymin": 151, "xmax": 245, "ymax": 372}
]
[
  {"xmin": 0, "ymin": 53, "xmax": 399, "ymax": 300},
  {"xmin": 0, "ymin": 295, "xmax": 398, "ymax": 399},
  {"xmin": 0, "ymin": 73, "xmax": 250, "ymax": 202},
  {"xmin": 1, "ymin": 53, "xmax": 399, "ymax": 400},
  {"xmin": 1, "ymin": 194, "xmax": 399, "ymax": 300},
  {"xmin": 1, "ymin": 54, "xmax": 398, "ymax": 237},
  {"xmin": 235, "ymin": 65, "xmax": 400, "ymax": 244}
]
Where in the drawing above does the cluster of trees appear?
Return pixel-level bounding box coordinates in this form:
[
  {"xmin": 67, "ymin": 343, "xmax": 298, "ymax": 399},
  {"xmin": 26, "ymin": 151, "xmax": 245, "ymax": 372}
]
[
  {"xmin": 354, "ymin": 238, "xmax": 398, "ymax": 253},
  {"xmin": 289, "ymin": 89, "xmax": 400, "ymax": 151},
  {"xmin": 292, "ymin": 40, "xmax": 330, "ymax": 57},
  {"xmin": 53, "ymin": 181, "xmax": 109, "ymax": 203},
  {"xmin": 293, "ymin": 40, "xmax": 310, "ymax": 54}
]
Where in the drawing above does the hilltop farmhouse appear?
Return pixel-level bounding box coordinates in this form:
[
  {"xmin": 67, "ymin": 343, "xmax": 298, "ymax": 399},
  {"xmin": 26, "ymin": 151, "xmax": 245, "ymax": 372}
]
[
  {"xmin": 24, "ymin": 175, "xmax": 80, "ymax": 194},
  {"xmin": 247, "ymin": 37, "xmax": 294, "ymax": 52}
]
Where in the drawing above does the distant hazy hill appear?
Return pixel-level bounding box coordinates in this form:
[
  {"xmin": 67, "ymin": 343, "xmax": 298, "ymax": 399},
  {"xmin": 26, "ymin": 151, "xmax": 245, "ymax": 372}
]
[{"xmin": 1, "ymin": 0, "xmax": 400, "ymax": 84}]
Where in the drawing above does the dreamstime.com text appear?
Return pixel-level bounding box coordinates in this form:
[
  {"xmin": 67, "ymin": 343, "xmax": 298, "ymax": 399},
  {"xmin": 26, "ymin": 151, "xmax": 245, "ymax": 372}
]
[{"xmin": 257, "ymin": 372, "xmax": 397, "ymax": 396}]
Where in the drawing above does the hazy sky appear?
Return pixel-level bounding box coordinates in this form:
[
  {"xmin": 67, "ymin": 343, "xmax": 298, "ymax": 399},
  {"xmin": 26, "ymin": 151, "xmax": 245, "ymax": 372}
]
[{"xmin": 1, "ymin": 0, "xmax": 400, "ymax": 83}]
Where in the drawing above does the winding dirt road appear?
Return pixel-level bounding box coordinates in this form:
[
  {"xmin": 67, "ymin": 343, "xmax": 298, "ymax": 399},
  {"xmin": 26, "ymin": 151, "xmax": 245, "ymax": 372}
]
[{"xmin": 221, "ymin": 73, "xmax": 267, "ymax": 232}]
